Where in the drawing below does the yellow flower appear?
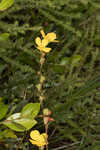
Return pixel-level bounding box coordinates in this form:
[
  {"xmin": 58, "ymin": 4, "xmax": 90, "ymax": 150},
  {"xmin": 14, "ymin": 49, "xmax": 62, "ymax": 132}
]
[
  {"xmin": 29, "ymin": 130, "xmax": 48, "ymax": 147},
  {"xmin": 35, "ymin": 37, "xmax": 51, "ymax": 53},
  {"xmin": 40, "ymin": 30, "xmax": 58, "ymax": 43},
  {"xmin": 35, "ymin": 30, "xmax": 58, "ymax": 53}
]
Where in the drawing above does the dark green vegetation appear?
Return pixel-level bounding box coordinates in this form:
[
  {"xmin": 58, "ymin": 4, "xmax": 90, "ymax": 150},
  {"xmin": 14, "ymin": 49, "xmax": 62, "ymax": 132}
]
[{"xmin": 0, "ymin": 0, "xmax": 100, "ymax": 149}]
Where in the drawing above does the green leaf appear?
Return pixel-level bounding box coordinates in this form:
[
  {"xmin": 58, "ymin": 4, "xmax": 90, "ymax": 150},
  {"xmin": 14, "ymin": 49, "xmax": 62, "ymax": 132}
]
[
  {"xmin": 71, "ymin": 76, "xmax": 100, "ymax": 98},
  {"xmin": 0, "ymin": 101, "xmax": 8, "ymax": 120},
  {"xmin": 0, "ymin": 0, "xmax": 14, "ymax": 11},
  {"xmin": 60, "ymin": 57, "xmax": 70, "ymax": 65},
  {"xmin": 2, "ymin": 103, "xmax": 40, "ymax": 132},
  {"xmin": 60, "ymin": 55, "xmax": 81, "ymax": 67},
  {"xmin": 21, "ymin": 103, "xmax": 40, "ymax": 118},
  {"xmin": 81, "ymin": 0, "xmax": 88, "ymax": 5},
  {"xmin": 67, "ymin": 119, "xmax": 86, "ymax": 137},
  {"xmin": 3, "ymin": 113, "xmax": 26, "ymax": 132},
  {"xmin": 0, "ymin": 33, "xmax": 10, "ymax": 41},
  {"xmin": 3, "ymin": 113, "xmax": 37, "ymax": 132},
  {"xmin": 65, "ymin": 134, "xmax": 77, "ymax": 142},
  {"xmin": 66, "ymin": 76, "xmax": 100, "ymax": 110},
  {"xmin": 0, "ymin": 129, "xmax": 17, "ymax": 140},
  {"xmin": 94, "ymin": 39, "xmax": 100, "ymax": 46},
  {"xmin": 14, "ymin": 118, "xmax": 37, "ymax": 131},
  {"xmin": 71, "ymin": 55, "xmax": 81, "ymax": 66},
  {"xmin": 92, "ymin": 142, "xmax": 100, "ymax": 150},
  {"xmin": 52, "ymin": 64, "xmax": 65, "ymax": 73},
  {"xmin": 0, "ymin": 64, "xmax": 7, "ymax": 74},
  {"xmin": 3, "ymin": 121, "xmax": 26, "ymax": 132}
]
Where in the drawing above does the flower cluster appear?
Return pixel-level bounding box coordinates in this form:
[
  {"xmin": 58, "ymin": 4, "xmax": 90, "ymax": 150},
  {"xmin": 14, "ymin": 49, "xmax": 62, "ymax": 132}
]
[{"xmin": 35, "ymin": 30, "xmax": 58, "ymax": 53}]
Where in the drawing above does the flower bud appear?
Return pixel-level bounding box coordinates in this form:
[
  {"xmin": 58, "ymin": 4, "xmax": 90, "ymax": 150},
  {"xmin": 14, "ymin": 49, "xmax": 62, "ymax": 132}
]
[{"xmin": 43, "ymin": 108, "xmax": 52, "ymax": 116}]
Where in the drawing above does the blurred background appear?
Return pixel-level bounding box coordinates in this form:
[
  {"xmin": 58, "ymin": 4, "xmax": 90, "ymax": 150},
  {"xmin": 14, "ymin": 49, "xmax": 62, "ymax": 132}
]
[{"xmin": 0, "ymin": 0, "xmax": 100, "ymax": 150}]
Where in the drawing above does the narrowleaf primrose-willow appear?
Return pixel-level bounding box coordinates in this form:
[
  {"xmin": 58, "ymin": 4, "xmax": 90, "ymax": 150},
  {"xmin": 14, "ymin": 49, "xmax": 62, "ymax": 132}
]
[
  {"xmin": 29, "ymin": 30, "xmax": 58, "ymax": 150},
  {"xmin": 35, "ymin": 30, "xmax": 58, "ymax": 53}
]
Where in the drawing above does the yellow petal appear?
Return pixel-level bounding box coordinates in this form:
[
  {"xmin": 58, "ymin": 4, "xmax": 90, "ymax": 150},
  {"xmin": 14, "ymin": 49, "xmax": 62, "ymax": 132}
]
[
  {"xmin": 41, "ymin": 133, "xmax": 48, "ymax": 139},
  {"xmin": 30, "ymin": 130, "xmax": 41, "ymax": 141},
  {"xmin": 42, "ymin": 39, "xmax": 49, "ymax": 47},
  {"xmin": 29, "ymin": 139, "xmax": 46, "ymax": 147},
  {"xmin": 40, "ymin": 30, "xmax": 46, "ymax": 38},
  {"xmin": 36, "ymin": 46, "xmax": 43, "ymax": 51},
  {"xmin": 29, "ymin": 131, "xmax": 48, "ymax": 147},
  {"xmin": 37, "ymin": 46, "xmax": 51, "ymax": 53},
  {"xmin": 35, "ymin": 37, "xmax": 42, "ymax": 46},
  {"xmin": 41, "ymin": 133, "xmax": 48, "ymax": 144},
  {"xmin": 42, "ymin": 47, "xmax": 51, "ymax": 53},
  {"xmin": 52, "ymin": 40, "xmax": 59, "ymax": 42},
  {"xmin": 46, "ymin": 33, "xmax": 56, "ymax": 42}
]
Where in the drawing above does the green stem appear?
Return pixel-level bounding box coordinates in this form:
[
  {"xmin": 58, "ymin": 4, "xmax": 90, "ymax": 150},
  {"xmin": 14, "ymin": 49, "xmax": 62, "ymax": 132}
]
[{"xmin": 38, "ymin": 52, "xmax": 48, "ymax": 150}]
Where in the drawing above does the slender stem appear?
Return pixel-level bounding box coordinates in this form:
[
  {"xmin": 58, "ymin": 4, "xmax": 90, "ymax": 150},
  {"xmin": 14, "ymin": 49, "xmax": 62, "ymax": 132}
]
[{"xmin": 38, "ymin": 52, "xmax": 48, "ymax": 150}]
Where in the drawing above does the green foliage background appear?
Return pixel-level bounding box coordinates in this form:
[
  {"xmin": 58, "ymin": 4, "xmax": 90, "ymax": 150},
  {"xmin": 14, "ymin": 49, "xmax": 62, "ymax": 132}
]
[{"xmin": 0, "ymin": 0, "xmax": 100, "ymax": 149}]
